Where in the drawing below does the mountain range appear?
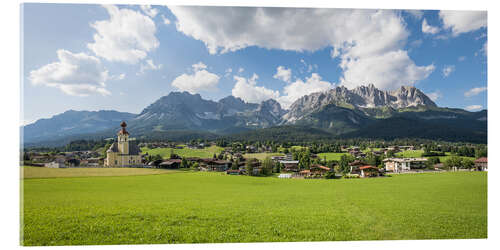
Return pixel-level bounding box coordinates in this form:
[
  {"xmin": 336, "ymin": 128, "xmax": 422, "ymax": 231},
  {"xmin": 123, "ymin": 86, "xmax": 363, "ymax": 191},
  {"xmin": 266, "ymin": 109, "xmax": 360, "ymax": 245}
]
[{"xmin": 22, "ymin": 84, "xmax": 487, "ymax": 146}]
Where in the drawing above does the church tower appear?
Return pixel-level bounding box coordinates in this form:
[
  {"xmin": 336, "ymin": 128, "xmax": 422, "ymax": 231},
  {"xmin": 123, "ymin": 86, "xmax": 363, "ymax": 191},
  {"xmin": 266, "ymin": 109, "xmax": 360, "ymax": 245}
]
[{"xmin": 117, "ymin": 121, "xmax": 129, "ymax": 155}]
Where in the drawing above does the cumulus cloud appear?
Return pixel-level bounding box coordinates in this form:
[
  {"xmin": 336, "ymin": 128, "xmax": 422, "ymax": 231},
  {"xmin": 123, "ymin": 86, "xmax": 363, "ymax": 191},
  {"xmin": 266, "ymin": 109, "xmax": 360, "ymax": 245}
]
[
  {"xmin": 273, "ymin": 66, "xmax": 292, "ymax": 83},
  {"xmin": 169, "ymin": 7, "xmax": 433, "ymax": 90},
  {"xmin": 231, "ymin": 74, "xmax": 280, "ymax": 103},
  {"xmin": 426, "ymin": 91, "xmax": 442, "ymax": 101},
  {"xmin": 458, "ymin": 56, "xmax": 466, "ymax": 62},
  {"xmin": 88, "ymin": 5, "xmax": 159, "ymax": 64},
  {"xmin": 238, "ymin": 67, "xmax": 244, "ymax": 73},
  {"xmin": 278, "ymin": 73, "xmax": 334, "ymax": 108},
  {"xmin": 439, "ymin": 10, "xmax": 487, "ymax": 36},
  {"xmin": 224, "ymin": 68, "xmax": 232, "ymax": 77},
  {"xmin": 231, "ymin": 71, "xmax": 333, "ymax": 108},
  {"xmin": 465, "ymin": 86, "xmax": 487, "ymax": 97},
  {"xmin": 161, "ymin": 15, "xmax": 171, "ymax": 25},
  {"xmin": 465, "ymin": 105, "xmax": 483, "ymax": 111},
  {"xmin": 138, "ymin": 59, "xmax": 163, "ymax": 75},
  {"xmin": 340, "ymin": 50, "xmax": 435, "ymax": 90},
  {"xmin": 140, "ymin": 5, "xmax": 159, "ymax": 18},
  {"xmin": 29, "ymin": 50, "xmax": 110, "ymax": 96},
  {"xmin": 110, "ymin": 73, "xmax": 126, "ymax": 80},
  {"xmin": 442, "ymin": 65, "xmax": 455, "ymax": 77},
  {"xmin": 171, "ymin": 62, "xmax": 220, "ymax": 93},
  {"xmin": 405, "ymin": 10, "xmax": 424, "ymax": 19},
  {"xmin": 422, "ymin": 18, "xmax": 440, "ymax": 34}
]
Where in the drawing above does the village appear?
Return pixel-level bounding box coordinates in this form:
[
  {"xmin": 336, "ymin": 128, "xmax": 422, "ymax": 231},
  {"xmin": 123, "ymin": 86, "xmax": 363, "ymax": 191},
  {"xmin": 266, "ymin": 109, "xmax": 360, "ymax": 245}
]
[{"xmin": 22, "ymin": 122, "xmax": 488, "ymax": 180}]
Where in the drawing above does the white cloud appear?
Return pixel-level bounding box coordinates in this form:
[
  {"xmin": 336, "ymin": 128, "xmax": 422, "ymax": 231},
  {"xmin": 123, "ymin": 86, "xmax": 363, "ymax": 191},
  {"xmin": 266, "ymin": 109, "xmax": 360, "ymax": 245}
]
[
  {"xmin": 231, "ymin": 74, "xmax": 280, "ymax": 103},
  {"xmin": 140, "ymin": 5, "xmax": 159, "ymax": 18},
  {"xmin": 161, "ymin": 15, "xmax": 171, "ymax": 25},
  {"xmin": 458, "ymin": 56, "xmax": 466, "ymax": 62},
  {"xmin": 481, "ymin": 42, "xmax": 487, "ymax": 56},
  {"xmin": 110, "ymin": 73, "xmax": 126, "ymax": 80},
  {"xmin": 465, "ymin": 105, "xmax": 483, "ymax": 111},
  {"xmin": 273, "ymin": 66, "xmax": 292, "ymax": 83},
  {"xmin": 88, "ymin": 5, "xmax": 159, "ymax": 64},
  {"xmin": 439, "ymin": 10, "xmax": 487, "ymax": 36},
  {"xmin": 426, "ymin": 91, "xmax": 442, "ymax": 101},
  {"xmin": 405, "ymin": 10, "xmax": 423, "ymax": 19},
  {"xmin": 464, "ymin": 86, "xmax": 487, "ymax": 97},
  {"xmin": 192, "ymin": 62, "xmax": 207, "ymax": 71},
  {"xmin": 224, "ymin": 68, "xmax": 232, "ymax": 77},
  {"xmin": 422, "ymin": 18, "xmax": 440, "ymax": 34},
  {"xmin": 340, "ymin": 50, "xmax": 435, "ymax": 90},
  {"xmin": 138, "ymin": 59, "xmax": 163, "ymax": 75},
  {"xmin": 442, "ymin": 65, "xmax": 455, "ymax": 77},
  {"xmin": 171, "ymin": 62, "xmax": 220, "ymax": 93},
  {"xmin": 29, "ymin": 50, "xmax": 110, "ymax": 96},
  {"xmin": 278, "ymin": 73, "xmax": 334, "ymax": 108},
  {"xmin": 169, "ymin": 7, "xmax": 433, "ymax": 90},
  {"xmin": 238, "ymin": 67, "xmax": 244, "ymax": 73}
]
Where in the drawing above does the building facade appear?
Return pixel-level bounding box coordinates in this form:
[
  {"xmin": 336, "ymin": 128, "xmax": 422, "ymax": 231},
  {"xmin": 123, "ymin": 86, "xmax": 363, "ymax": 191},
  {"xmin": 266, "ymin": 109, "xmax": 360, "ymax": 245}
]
[
  {"xmin": 383, "ymin": 158, "xmax": 428, "ymax": 172},
  {"xmin": 104, "ymin": 122, "xmax": 142, "ymax": 167}
]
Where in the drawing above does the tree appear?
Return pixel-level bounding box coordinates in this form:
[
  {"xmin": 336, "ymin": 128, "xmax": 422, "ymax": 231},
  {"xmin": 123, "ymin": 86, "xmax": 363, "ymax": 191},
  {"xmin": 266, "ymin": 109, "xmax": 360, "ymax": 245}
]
[
  {"xmin": 444, "ymin": 156, "xmax": 462, "ymax": 171},
  {"xmin": 338, "ymin": 155, "xmax": 354, "ymax": 174},
  {"xmin": 192, "ymin": 162, "xmax": 199, "ymax": 170},
  {"xmin": 180, "ymin": 158, "xmax": 189, "ymax": 168},
  {"xmin": 261, "ymin": 157, "xmax": 273, "ymax": 176},
  {"xmin": 461, "ymin": 158, "xmax": 474, "ymax": 169},
  {"xmin": 246, "ymin": 159, "xmax": 256, "ymax": 176}
]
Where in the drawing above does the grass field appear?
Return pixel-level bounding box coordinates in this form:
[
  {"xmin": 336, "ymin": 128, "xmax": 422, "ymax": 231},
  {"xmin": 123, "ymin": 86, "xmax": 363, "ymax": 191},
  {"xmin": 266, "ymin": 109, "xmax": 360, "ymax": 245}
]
[
  {"xmin": 140, "ymin": 145, "xmax": 224, "ymax": 159},
  {"xmin": 21, "ymin": 166, "xmax": 179, "ymax": 179},
  {"xmin": 317, "ymin": 152, "xmax": 348, "ymax": 161},
  {"xmin": 243, "ymin": 153, "xmax": 284, "ymax": 160},
  {"xmin": 395, "ymin": 150, "xmax": 475, "ymax": 162},
  {"xmin": 22, "ymin": 169, "xmax": 487, "ymax": 245}
]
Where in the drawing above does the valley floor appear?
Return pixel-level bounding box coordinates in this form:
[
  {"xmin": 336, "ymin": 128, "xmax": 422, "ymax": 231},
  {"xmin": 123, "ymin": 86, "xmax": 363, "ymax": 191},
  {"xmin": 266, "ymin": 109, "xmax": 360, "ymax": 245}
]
[{"xmin": 21, "ymin": 169, "xmax": 487, "ymax": 245}]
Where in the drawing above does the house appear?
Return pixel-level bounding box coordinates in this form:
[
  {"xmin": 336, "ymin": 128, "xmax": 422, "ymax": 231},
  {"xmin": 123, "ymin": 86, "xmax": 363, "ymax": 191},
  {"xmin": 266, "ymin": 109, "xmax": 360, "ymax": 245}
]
[
  {"xmin": 279, "ymin": 160, "xmax": 299, "ymax": 172},
  {"xmin": 226, "ymin": 169, "xmax": 243, "ymax": 175},
  {"xmin": 309, "ymin": 164, "xmax": 331, "ymax": 176},
  {"xmin": 159, "ymin": 159, "xmax": 182, "ymax": 169},
  {"xmin": 45, "ymin": 158, "xmax": 66, "ymax": 168},
  {"xmin": 359, "ymin": 166, "xmax": 382, "ymax": 177},
  {"xmin": 349, "ymin": 160, "xmax": 366, "ymax": 173},
  {"xmin": 383, "ymin": 158, "xmax": 428, "ymax": 173},
  {"xmin": 104, "ymin": 122, "xmax": 142, "ymax": 167},
  {"xmin": 474, "ymin": 157, "xmax": 488, "ymax": 171},
  {"xmin": 209, "ymin": 160, "xmax": 231, "ymax": 171}
]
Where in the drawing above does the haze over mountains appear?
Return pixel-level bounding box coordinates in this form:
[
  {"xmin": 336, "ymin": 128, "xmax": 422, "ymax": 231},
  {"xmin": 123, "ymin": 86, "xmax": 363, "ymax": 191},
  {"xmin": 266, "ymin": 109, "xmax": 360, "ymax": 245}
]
[{"xmin": 22, "ymin": 84, "xmax": 487, "ymax": 146}]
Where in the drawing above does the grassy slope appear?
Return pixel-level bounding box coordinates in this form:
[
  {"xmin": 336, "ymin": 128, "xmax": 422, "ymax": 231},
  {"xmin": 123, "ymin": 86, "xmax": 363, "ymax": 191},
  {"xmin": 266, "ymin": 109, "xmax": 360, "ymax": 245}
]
[
  {"xmin": 317, "ymin": 152, "xmax": 348, "ymax": 161},
  {"xmin": 243, "ymin": 153, "xmax": 284, "ymax": 160},
  {"xmin": 395, "ymin": 150, "xmax": 475, "ymax": 162},
  {"xmin": 140, "ymin": 145, "xmax": 224, "ymax": 159},
  {"xmin": 21, "ymin": 166, "xmax": 179, "ymax": 179},
  {"xmin": 22, "ymin": 171, "xmax": 487, "ymax": 245}
]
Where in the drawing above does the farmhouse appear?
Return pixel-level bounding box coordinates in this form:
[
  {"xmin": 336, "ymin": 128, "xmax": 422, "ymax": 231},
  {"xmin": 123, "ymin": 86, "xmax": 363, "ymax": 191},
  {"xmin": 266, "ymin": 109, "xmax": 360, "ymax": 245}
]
[
  {"xmin": 309, "ymin": 164, "xmax": 331, "ymax": 176},
  {"xmin": 45, "ymin": 158, "xmax": 67, "ymax": 168},
  {"xmin": 159, "ymin": 159, "xmax": 182, "ymax": 169},
  {"xmin": 104, "ymin": 122, "xmax": 142, "ymax": 167},
  {"xmin": 359, "ymin": 166, "xmax": 382, "ymax": 177},
  {"xmin": 474, "ymin": 157, "xmax": 488, "ymax": 171},
  {"xmin": 383, "ymin": 158, "xmax": 428, "ymax": 173},
  {"xmin": 280, "ymin": 160, "xmax": 299, "ymax": 172}
]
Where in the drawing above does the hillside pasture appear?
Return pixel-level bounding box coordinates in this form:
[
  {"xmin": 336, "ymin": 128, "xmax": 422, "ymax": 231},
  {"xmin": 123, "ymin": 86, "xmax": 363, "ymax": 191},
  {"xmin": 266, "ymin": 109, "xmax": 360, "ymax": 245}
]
[
  {"xmin": 395, "ymin": 150, "xmax": 475, "ymax": 162},
  {"xmin": 21, "ymin": 166, "xmax": 178, "ymax": 179},
  {"xmin": 22, "ymin": 171, "xmax": 487, "ymax": 245},
  {"xmin": 141, "ymin": 145, "xmax": 224, "ymax": 159},
  {"xmin": 243, "ymin": 153, "xmax": 284, "ymax": 160},
  {"xmin": 317, "ymin": 152, "xmax": 349, "ymax": 161}
]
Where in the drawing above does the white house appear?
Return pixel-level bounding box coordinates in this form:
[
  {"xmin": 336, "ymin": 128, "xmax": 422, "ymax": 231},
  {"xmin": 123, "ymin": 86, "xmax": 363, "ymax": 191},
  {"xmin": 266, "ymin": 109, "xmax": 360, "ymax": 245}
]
[{"xmin": 383, "ymin": 158, "xmax": 428, "ymax": 172}]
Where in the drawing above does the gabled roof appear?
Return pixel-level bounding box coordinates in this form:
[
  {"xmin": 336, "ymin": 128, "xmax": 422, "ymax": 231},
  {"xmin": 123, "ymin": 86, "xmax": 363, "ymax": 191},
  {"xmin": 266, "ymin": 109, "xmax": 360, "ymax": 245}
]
[
  {"xmin": 359, "ymin": 165, "xmax": 378, "ymax": 170},
  {"xmin": 475, "ymin": 157, "xmax": 487, "ymax": 163},
  {"xmin": 107, "ymin": 142, "xmax": 118, "ymax": 153}
]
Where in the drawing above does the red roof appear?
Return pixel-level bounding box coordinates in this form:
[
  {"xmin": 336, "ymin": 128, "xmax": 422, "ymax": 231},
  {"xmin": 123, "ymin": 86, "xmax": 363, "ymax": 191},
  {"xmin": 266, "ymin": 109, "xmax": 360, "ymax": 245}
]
[
  {"xmin": 475, "ymin": 157, "xmax": 487, "ymax": 163},
  {"xmin": 359, "ymin": 165, "xmax": 377, "ymax": 170}
]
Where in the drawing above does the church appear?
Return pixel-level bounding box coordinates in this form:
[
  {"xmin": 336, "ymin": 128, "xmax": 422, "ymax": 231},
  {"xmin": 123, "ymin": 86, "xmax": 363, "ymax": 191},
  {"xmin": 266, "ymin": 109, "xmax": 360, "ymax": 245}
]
[{"xmin": 104, "ymin": 121, "xmax": 142, "ymax": 167}]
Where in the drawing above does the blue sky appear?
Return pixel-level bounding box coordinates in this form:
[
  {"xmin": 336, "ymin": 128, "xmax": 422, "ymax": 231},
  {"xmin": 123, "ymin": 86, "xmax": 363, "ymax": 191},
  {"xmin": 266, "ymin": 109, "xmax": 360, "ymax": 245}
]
[{"xmin": 22, "ymin": 4, "xmax": 487, "ymax": 124}]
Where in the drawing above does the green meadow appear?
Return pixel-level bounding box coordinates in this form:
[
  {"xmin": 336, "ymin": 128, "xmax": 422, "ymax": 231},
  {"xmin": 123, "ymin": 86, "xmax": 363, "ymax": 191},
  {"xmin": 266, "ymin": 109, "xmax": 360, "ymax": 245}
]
[
  {"xmin": 140, "ymin": 145, "xmax": 224, "ymax": 159},
  {"xmin": 22, "ymin": 168, "xmax": 487, "ymax": 246},
  {"xmin": 395, "ymin": 150, "xmax": 475, "ymax": 162},
  {"xmin": 317, "ymin": 152, "xmax": 349, "ymax": 161}
]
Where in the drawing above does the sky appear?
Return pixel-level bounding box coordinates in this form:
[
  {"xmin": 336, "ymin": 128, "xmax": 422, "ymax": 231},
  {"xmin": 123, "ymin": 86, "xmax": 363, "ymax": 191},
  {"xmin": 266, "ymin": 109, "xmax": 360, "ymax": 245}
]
[{"xmin": 22, "ymin": 3, "xmax": 487, "ymax": 125}]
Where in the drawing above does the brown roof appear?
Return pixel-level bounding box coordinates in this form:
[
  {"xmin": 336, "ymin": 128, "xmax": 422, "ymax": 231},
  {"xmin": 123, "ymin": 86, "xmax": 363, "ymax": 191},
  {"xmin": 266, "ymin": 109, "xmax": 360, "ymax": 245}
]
[
  {"xmin": 475, "ymin": 157, "xmax": 487, "ymax": 163},
  {"xmin": 213, "ymin": 160, "xmax": 231, "ymax": 165},
  {"xmin": 310, "ymin": 164, "xmax": 331, "ymax": 171},
  {"xmin": 349, "ymin": 160, "xmax": 366, "ymax": 166},
  {"xmin": 299, "ymin": 170, "xmax": 310, "ymax": 174},
  {"xmin": 359, "ymin": 165, "xmax": 377, "ymax": 170}
]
